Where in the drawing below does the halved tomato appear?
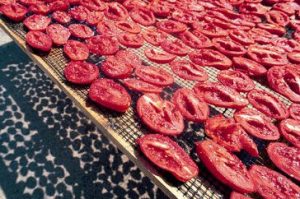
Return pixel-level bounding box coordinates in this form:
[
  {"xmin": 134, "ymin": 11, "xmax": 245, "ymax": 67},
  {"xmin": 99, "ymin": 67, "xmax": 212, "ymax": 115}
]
[
  {"xmin": 230, "ymin": 192, "xmax": 252, "ymax": 199},
  {"xmin": 52, "ymin": 11, "xmax": 71, "ymax": 24},
  {"xmin": 240, "ymin": 14, "xmax": 262, "ymax": 23},
  {"xmin": 272, "ymin": 38, "xmax": 300, "ymax": 53},
  {"xmin": 69, "ymin": 5, "xmax": 89, "ymax": 21},
  {"xmin": 150, "ymin": 1, "xmax": 171, "ymax": 18},
  {"xmin": 117, "ymin": 33, "xmax": 144, "ymax": 48},
  {"xmin": 288, "ymin": 51, "xmax": 300, "ymax": 63},
  {"xmin": 24, "ymin": 14, "xmax": 51, "ymax": 31},
  {"xmin": 280, "ymin": 119, "xmax": 300, "ymax": 148},
  {"xmin": 172, "ymin": 88, "xmax": 209, "ymax": 122},
  {"xmin": 205, "ymin": 115, "xmax": 258, "ymax": 157},
  {"xmin": 234, "ymin": 107, "xmax": 280, "ymax": 140},
  {"xmin": 189, "ymin": 49, "xmax": 232, "ymax": 70},
  {"xmin": 144, "ymin": 48, "xmax": 176, "ymax": 64},
  {"xmin": 142, "ymin": 28, "xmax": 167, "ymax": 46},
  {"xmin": 64, "ymin": 40, "xmax": 89, "ymax": 61},
  {"xmin": 26, "ymin": 30, "xmax": 52, "ymax": 52},
  {"xmin": 265, "ymin": 10, "xmax": 290, "ymax": 26},
  {"xmin": 248, "ymin": 28, "xmax": 278, "ymax": 45},
  {"xmin": 169, "ymin": 60, "xmax": 208, "ymax": 82},
  {"xmin": 249, "ymin": 165, "xmax": 300, "ymax": 199},
  {"xmin": 101, "ymin": 56, "xmax": 133, "ymax": 79},
  {"xmin": 193, "ymin": 82, "xmax": 249, "ymax": 109},
  {"xmin": 123, "ymin": 0, "xmax": 147, "ymax": 11},
  {"xmin": 193, "ymin": 22, "xmax": 228, "ymax": 38},
  {"xmin": 217, "ymin": 70, "xmax": 255, "ymax": 92},
  {"xmin": 89, "ymin": 78, "xmax": 131, "ymax": 112},
  {"xmin": 137, "ymin": 134, "xmax": 199, "ymax": 182},
  {"xmin": 115, "ymin": 21, "xmax": 141, "ymax": 34},
  {"xmin": 135, "ymin": 66, "xmax": 174, "ymax": 87},
  {"xmin": 171, "ymin": 9, "xmax": 195, "ymax": 24},
  {"xmin": 49, "ymin": 0, "xmax": 69, "ymax": 12},
  {"xmin": 64, "ymin": 61, "xmax": 99, "ymax": 85},
  {"xmin": 257, "ymin": 23, "xmax": 286, "ymax": 36},
  {"xmin": 239, "ymin": 3, "xmax": 268, "ymax": 16},
  {"xmin": 228, "ymin": 30, "xmax": 254, "ymax": 46},
  {"xmin": 273, "ymin": 2, "xmax": 298, "ymax": 16},
  {"xmin": 137, "ymin": 93, "xmax": 184, "ymax": 135},
  {"xmin": 130, "ymin": 7, "xmax": 155, "ymax": 26},
  {"xmin": 104, "ymin": 2, "xmax": 128, "ymax": 21},
  {"xmin": 86, "ymin": 11, "xmax": 104, "ymax": 26},
  {"xmin": 0, "ymin": 3, "xmax": 27, "ymax": 22},
  {"xmin": 179, "ymin": 30, "xmax": 212, "ymax": 49},
  {"xmin": 46, "ymin": 24, "xmax": 70, "ymax": 46},
  {"xmin": 212, "ymin": 37, "xmax": 247, "ymax": 57},
  {"xmin": 196, "ymin": 140, "xmax": 255, "ymax": 193},
  {"xmin": 68, "ymin": 24, "xmax": 94, "ymax": 39},
  {"xmin": 122, "ymin": 79, "xmax": 163, "ymax": 93},
  {"xmin": 29, "ymin": 2, "xmax": 50, "ymax": 15},
  {"xmin": 232, "ymin": 57, "xmax": 267, "ymax": 77},
  {"xmin": 115, "ymin": 49, "xmax": 142, "ymax": 69},
  {"xmin": 96, "ymin": 20, "xmax": 118, "ymax": 36},
  {"xmin": 289, "ymin": 103, "xmax": 300, "ymax": 121},
  {"xmin": 156, "ymin": 20, "xmax": 187, "ymax": 34},
  {"xmin": 86, "ymin": 35, "xmax": 119, "ymax": 55},
  {"xmin": 80, "ymin": 0, "xmax": 106, "ymax": 11},
  {"xmin": 161, "ymin": 39, "xmax": 189, "ymax": 56}
]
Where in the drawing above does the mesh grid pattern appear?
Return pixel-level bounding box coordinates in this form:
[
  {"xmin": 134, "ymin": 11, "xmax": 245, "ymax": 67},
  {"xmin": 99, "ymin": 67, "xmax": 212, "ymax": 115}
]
[{"xmin": 2, "ymin": 14, "xmax": 294, "ymax": 199}]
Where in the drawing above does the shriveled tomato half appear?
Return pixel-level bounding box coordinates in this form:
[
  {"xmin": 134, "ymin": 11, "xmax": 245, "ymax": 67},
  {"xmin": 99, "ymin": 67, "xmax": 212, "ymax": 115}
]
[
  {"xmin": 24, "ymin": 14, "xmax": 51, "ymax": 31},
  {"xmin": 249, "ymin": 28, "xmax": 278, "ymax": 45},
  {"xmin": 101, "ymin": 56, "xmax": 133, "ymax": 79},
  {"xmin": 156, "ymin": 20, "xmax": 187, "ymax": 34},
  {"xmin": 172, "ymin": 88, "xmax": 209, "ymax": 122},
  {"xmin": 46, "ymin": 24, "xmax": 70, "ymax": 46},
  {"xmin": 171, "ymin": 9, "xmax": 195, "ymax": 24},
  {"xmin": 69, "ymin": 5, "xmax": 89, "ymax": 21},
  {"xmin": 137, "ymin": 94, "xmax": 184, "ymax": 135},
  {"xmin": 29, "ymin": 2, "xmax": 50, "ymax": 15},
  {"xmin": 272, "ymin": 38, "xmax": 300, "ymax": 53},
  {"xmin": 122, "ymin": 79, "xmax": 163, "ymax": 93},
  {"xmin": 179, "ymin": 30, "xmax": 212, "ymax": 49},
  {"xmin": 137, "ymin": 134, "xmax": 199, "ymax": 182},
  {"xmin": 96, "ymin": 20, "xmax": 118, "ymax": 36},
  {"xmin": 80, "ymin": 0, "xmax": 106, "ymax": 11},
  {"xmin": 257, "ymin": 23, "xmax": 286, "ymax": 36},
  {"xmin": 26, "ymin": 30, "xmax": 52, "ymax": 52},
  {"xmin": 212, "ymin": 37, "xmax": 247, "ymax": 57},
  {"xmin": 265, "ymin": 10, "xmax": 290, "ymax": 26},
  {"xmin": 189, "ymin": 49, "xmax": 232, "ymax": 70},
  {"xmin": 64, "ymin": 61, "xmax": 99, "ymax": 85},
  {"xmin": 232, "ymin": 57, "xmax": 267, "ymax": 77},
  {"xmin": 49, "ymin": 0, "xmax": 69, "ymax": 12},
  {"xmin": 196, "ymin": 140, "xmax": 255, "ymax": 193},
  {"xmin": 205, "ymin": 115, "xmax": 258, "ymax": 157},
  {"xmin": 273, "ymin": 2, "xmax": 298, "ymax": 16},
  {"xmin": 161, "ymin": 39, "xmax": 189, "ymax": 56},
  {"xmin": 64, "ymin": 40, "xmax": 89, "ymax": 61},
  {"xmin": 115, "ymin": 50, "xmax": 142, "ymax": 69},
  {"xmin": 86, "ymin": 11, "xmax": 104, "ymax": 26},
  {"xmin": 115, "ymin": 21, "xmax": 141, "ymax": 34},
  {"xmin": 249, "ymin": 165, "xmax": 300, "ymax": 199},
  {"xmin": 130, "ymin": 7, "xmax": 155, "ymax": 26},
  {"xmin": 0, "ymin": 0, "xmax": 15, "ymax": 5},
  {"xmin": 230, "ymin": 192, "xmax": 252, "ymax": 199},
  {"xmin": 144, "ymin": 48, "xmax": 176, "ymax": 64},
  {"xmin": 228, "ymin": 30, "xmax": 254, "ymax": 46},
  {"xmin": 68, "ymin": 24, "xmax": 94, "ymax": 39},
  {"xmin": 169, "ymin": 60, "xmax": 208, "ymax": 82},
  {"xmin": 123, "ymin": 0, "xmax": 147, "ymax": 11},
  {"xmin": 18, "ymin": 0, "xmax": 36, "ymax": 6},
  {"xmin": 234, "ymin": 108, "xmax": 280, "ymax": 140},
  {"xmin": 142, "ymin": 28, "xmax": 167, "ymax": 46},
  {"xmin": 89, "ymin": 78, "xmax": 131, "ymax": 112},
  {"xmin": 240, "ymin": 14, "xmax": 262, "ymax": 23},
  {"xmin": 289, "ymin": 103, "xmax": 300, "ymax": 121},
  {"xmin": 193, "ymin": 82, "xmax": 248, "ymax": 109},
  {"xmin": 105, "ymin": 2, "xmax": 128, "ymax": 21},
  {"xmin": 267, "ymin": 66, "xmax": 300, "ymax": 103},
  {"xmin": 247, "ymin": 44, "xmax": 288, "ymax": 67},
  {"xmin": 280, "ymin": 119, "xmax": 300, "ymax": 148},
  {"xmin": 86, "ymin": 35, "xmax": 119, "ymax": 55},
  {"xmin": 217, "ymin": 70, "xmax": 255, "ymax": 92},
  {"xmin": 247, "ymin": 89, "xmax": 288, "ymax": 120},
  {"xmin": 194, "ymin": 22, "xmax": 228, "ymax": 38},
  {"xmin": 52, "ymin": 11, "xmax": 71, "ymax": 24},
  {"xmin": 117, "ymin": 33, "xmax": 144, "ymax": 48},
  {"xmin": 135, "ymin": 66, "xmax": 174, "ymax": 86},
  {"xmin": 0, "ymin": 3, "xmax": 27, "ymax": 22},
  {"xmin": 239, "ymin": 3, "xmax": 268, "ymax": 16},
  {"xmin": 267, "ymin": 142, "xmax": 300, "ymax": 181},
  {"xmin": 288, "ymin": 51, "xmax": 300, "ymax": 63},
  {"xmin": 150, "ymin": 1, "xmax": 171, "ymax": 18}
]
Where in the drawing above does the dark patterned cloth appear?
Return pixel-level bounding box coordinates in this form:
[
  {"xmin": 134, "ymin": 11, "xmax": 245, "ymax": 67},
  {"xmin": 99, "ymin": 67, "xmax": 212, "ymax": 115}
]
[{"xmin": 0, "ymin": 42, "xmax": 169, "ymax": 199}]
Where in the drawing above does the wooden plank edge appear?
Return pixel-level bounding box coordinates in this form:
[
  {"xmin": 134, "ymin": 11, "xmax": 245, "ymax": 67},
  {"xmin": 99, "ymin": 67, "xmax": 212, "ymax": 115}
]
[{"xmin": 0, "ymin": 20, "xmax": 188, "ymax": 199}]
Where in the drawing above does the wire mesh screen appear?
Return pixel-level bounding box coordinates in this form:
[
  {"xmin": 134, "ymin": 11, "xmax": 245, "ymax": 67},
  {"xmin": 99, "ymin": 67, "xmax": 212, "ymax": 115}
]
[{"xmin": 1, "ymin": 12, "xmax": 295, "ymax": 199}]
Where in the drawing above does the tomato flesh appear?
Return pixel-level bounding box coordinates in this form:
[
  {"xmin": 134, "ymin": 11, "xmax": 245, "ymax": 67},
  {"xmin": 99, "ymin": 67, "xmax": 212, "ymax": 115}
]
[
  {"xmin": 86, "ymin": 35, "xmax": 120, "ymax": 55},
  {"xmin": 24, "ymin": 14, "xmax": 51, "ymax": 31},
  {"xmin": 46, "ymin": 24, "xmax": 70, "ymax": 46},
  {"xmin": 144, "ymin": 48, "xmax": 176, "ymax": 64},
  {"xmin": 101, "ymin": 56, "xmax": 133, "ymax": 79},
  {"xmin": 135, "ymin": 66, "xmax": 174, "ymax": 87},
  {"xmin": 130, "ymin": 7, "xmax": 156, "ymax": 26},
  {"xmin": 26, "ymin": 30, "xmax": 52, "ymax": 52},
  {"xmin": 232, "ymin": 57, "xmax": 267, "ymax": 77},
  {"xmin": 142, "ymin": 28, "xmax": 167, "ymax": 46},
  {"xmin": 122, "ymin": 79, "xmax": 163, "ymax": 93},
  {"xmin": 161, "ymin": 39, "xmax": 189, "ymax": 56},
  {"xmin": 64, "ymin": 40, "xmax": 89, "ymax": 61},
  {"xmin": 52, "ymin": 11, "xmax": 71, "ymax": 24},
  {"xmin": 280, "ymin": 119, "xmax": 300, "ymax": 148}
]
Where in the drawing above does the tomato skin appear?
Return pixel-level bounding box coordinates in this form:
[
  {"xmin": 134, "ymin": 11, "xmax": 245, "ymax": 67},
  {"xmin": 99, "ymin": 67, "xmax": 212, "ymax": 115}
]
[
  {"xmin": 52, "ymin": 11, "xmax": 71, "ymax": 24},
  {"xmin": 64, "ymin": 40, "xmax": 89, "ymax": 61},
  {"xmin": 105, "ymin": 2, "xmax": 128, "ymax": 21},
  {"xmin": 86, "ymin": 35, "xmax": 120, "ymax": 56},
  {"xmin": 64, "ymin": 61, "xmax": 99, "ymax": 85},
  {"xmin": 265, "ymin": 10, "xmax": 290, "ymax": 26},
  {"xmin": 142, "ymin": 28, "xmax": 167, "ymax": 46},
  {"xmin": 117, "ymin": 33, "xmax": 144, "ymax": 48},
  {"xmin": 26, "ymin": 30, "xmax": 52, "ymax": 52},
  {"xmin": 212, "ymin": 37, "xmax": 247, "ymax": 57},
  {"xmin": 135, "ymin": 66, "xmax": 174, "ymax": 87},
  {"xmin": 101, "ymin": 56, "xmax": 133, "ymax": 79},
  {"xmin": 156, "ymin": 20, "xmax": 187, "ymax": 34},
  {"xmin": 122, "ymin": 79, "xmax": 163, "ymax": 94},
  {"xmin": 280, "ymin": 119, "xmax": 300, "ymax": 148},
  {"xmin": 137, "ymin": 94, "xmax": 184, "ymax": 135},
  {"xmin": 89, "ymin": 78, "xmax": 131, "ymax": 112},
  {"xmin": 249, "ymin": 165, "xmax": 300, "ymax": 199},
  {"xmin": 137, "ymin": 134, "xmax": 199, "ymax": 182},
  {"xmin": 189, "ymin": 49, "xmax": 232, "ymax": 70},
  {"xmin": 193, "ymin": 82, "xmax": 249, "ymax": 109},
  {"xmin": 161, "ymin": 39, "xmax": 189, "ymax": 56},
  {"xmin": 24, "ymin": 14, "xmax": 51, "ymax": 31},
  {"xmin": 179, "ymin": 30, "xmax": 212, "ymax": 49},
  {"xmin": 172, "ymin": 88, "xmax": 209, "ymax": 122},
  {"xmin": 289, "ymin": 103, "xmax": 300, "ymax": 121},
  {"xmin": 230, "ymin": 192, "xmax": 251, "ymax": 199},
  {"xmin": 144, "ymin": 48, "xmax": 176, "ymax": 64},
  {"xmin": 234, "ymin": 107, "xmax": 280, "ymax": 140},
  {"xmin": 130, "ymin": 7, "xmax": 156, "ymax": 26},
  {"xmin": 1, "ymin": 3, "xmax": 27, "ymax": 22},
  {"xmin": 217, "ymin": 70, "xmax": 255, "ymax": 92},
  {"xmin": 232, "ymin": 57, "xmax": 267, "ymax": 77},
  {"xmin": 195, "ymin": 140, "xmax": 255, "ymax": 193}
]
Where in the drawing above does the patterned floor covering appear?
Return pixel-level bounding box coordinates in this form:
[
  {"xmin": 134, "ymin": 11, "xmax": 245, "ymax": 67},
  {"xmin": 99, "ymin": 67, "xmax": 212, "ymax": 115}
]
[{"xmin": 0, "ymin": 42, "xmax": 168, "ymax": 199}]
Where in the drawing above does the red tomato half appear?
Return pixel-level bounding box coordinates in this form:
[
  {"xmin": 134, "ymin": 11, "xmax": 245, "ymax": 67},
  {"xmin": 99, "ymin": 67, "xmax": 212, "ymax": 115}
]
[
  {"xmin": 135, "ymin": 67, "xmax": 174, "ymax": 86},
  {"xmin": 122, "ymin": 79, "xmax": 163, "ymax": 93},
  {"xmin": 29, "ymin": 2, "xmax": 50, "ymax": 15},
  {"xmin": 161, "ymin": 39, "xmax": 189, "ymax": 56},
  {"xmin": 86, "ymin": 35, "xmax": 119, "ymax": 55},
  {"xmin": 239, "ymin": 3, "xmax": 268, "ymax": 16},
  {"xmin": 137, "ymin": 134, "xmax": 199, "ymax": 182},
  {"xmin": 80, "ymin": 0, "xmax": 106, "ymax": 11},
  {"xmin": 64, "ymin": 40, "xmax": 89, "ymax": 61},
  {"xmin": 217, "ymin": 70, "xmax": 255, "ymax": 92},
  {"xmin": 156, "ymin": 20, "xmax": 187, "ymax": 34},
  {"xmin": 288, "ymin": 51, "xmax": 300, "ymax": 63},
  {"xmin": 69, "ymin": 5, "xmax": 89, "ymax": 21},
  {"xmin": 117, "ymin": 33, "xmax": 144, "ymax": 48},
  {"xmin": 52, "ymin": 11, "xmax": 71, "ymax": 24},
  {"xmin": 267, "ymin": 66, "xmax": 300, "ymax": 103},
  {"xmin": 189, "ymin": 49, "xmax": 232, "ymax": 70},
  {"xmin": 115, "ymin": 21, "xmax": 141, "ymax": 34},
  {"xmin": 64, "ymin": 61, "xmax": 99, "ymax": 85},
  {"xmin": 115, "ymin": 50, "xmax": 142, "ymax": 69},
  {"xmin": 257, "ymin": 23, "xmax": 286, "ymax": 36},
  {"xmin": 24, "ymin": 14, "xmax": 51, "ymax": 31},
  {"xmin": 232, "ymin": 57, "xmax": 267, "ymax": 77},
  {"xmin": 123, "ymin": 0, "xmax": 147, "ymax": 11},
  {"xmin": 68, "ymin": 24, "xmax": 94, "ymax": 39},
  {"xmin": 1, "ymin": 3, "xmax": 27, "ymax": 22},
  {"xmin": 179, "ymin": 30, "xmax": 212, "ymax": 49},
  {"xmin": 273, "ymin": 2, "xmax": 298, "ymax": 16},
  {"xmin": 249, "ymin": 165, "xmax": 300, "ymax": 199},
  {"xmin": 228, "ymin": 30, "xmax": 254, "ymax": 46},
  {"xmin": 267, "ymin": 142, "xmax": 300, "ymax": 181},
  {"xmin": 280, "ymin": 119, "xmax": 300, "ymax": 148},
  {"xmin": 105, "ymin": 2, "xmax": 128, "ymax": 21},
  {"xmin": 230, "ymin": 192, "xmax": 252, "ymax": 199},
  {"xmin": 26, "ymin": 31, "xmax": 52, "ymax": 52},
  {"xmin": 265, "ymin": 10, "xmax": 290, "ymax": 26},
  {"xmin": 130, "ymin": 7, "xmax": 155, "ymax": 26},
  {"xmin": 193, "ymin": 22, "xmax": 228, "ymax": 38},
  {"xmin": 86, "ymin": 11, "xmax": 104, "ymax": 26},
  {"xmin": 289, "ymin": 103, "xmax": 300, "ymax": 121},
  {"xmin": 240, "ymin": 14, "xmax": 262, "ymax": 23},
  {"xmin": 212, "ymin": 37, "xmax": 247, "ymax": 57},
  {"xmin": 193, "ymin": 82, "xmax": 249, "ymax": 109},
  {"xmin": 89, "ymin": 79, "xmax": 131, "ymax": 112},
  {"xmin": 142, "ymin": 28, "xmax": 167, "ymax": 46},
  {"xmin": 18, "ymin": 0, "xmax": 37, "ymax": 6},
  {"xmin": 46, "ymin": 24, "xmax": 70, "ymax": 46},
  {"xmin": 96, "ymin": 20, "xmax": 118, "ymax": 36},
  {"xmin": 171, "ymin": 9, "xmax": 195, "ymax": 24},
  {"xmin": 172, "ymin": 88, "xmax": 209, "ymax": 122},
  {"xmin": 0, "ymin": 0, "xmax": 15, "ymax": 5},
  {"xmin": 272, "ymin": 38, "xmax": 300, "ymax": 53},
  {"xmin": 101, "ymin": 56, "xmax": 133, "ymax": 79},
  {"xmin": 248, "ymin": 28, "xmax": 278, "ymax": 45},
  {"xmin": 137, "ymin": 94, "xmax": 184, "ymax": 135},
  {"xmin": 169, "ymin": 60, "xmax": 208, "ymax": 82},
  {"xmin": 196, "ymin": 140, "xmax": 255, "ymax": 193},
  {"xmin": 144, "ymin": 48, "xmax": 176, "ymax": 64},
  {"xmin": 234, "ymin": 108, "xmax": 280, "ymax": 140}
]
